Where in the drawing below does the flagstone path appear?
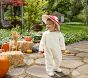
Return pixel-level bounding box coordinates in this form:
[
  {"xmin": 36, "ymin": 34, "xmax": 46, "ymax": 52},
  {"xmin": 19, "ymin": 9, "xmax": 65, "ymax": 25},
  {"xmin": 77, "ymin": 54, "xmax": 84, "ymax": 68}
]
[{"xmin": 6, "ymin": 41, "xmax": 88, "ymax": 78}]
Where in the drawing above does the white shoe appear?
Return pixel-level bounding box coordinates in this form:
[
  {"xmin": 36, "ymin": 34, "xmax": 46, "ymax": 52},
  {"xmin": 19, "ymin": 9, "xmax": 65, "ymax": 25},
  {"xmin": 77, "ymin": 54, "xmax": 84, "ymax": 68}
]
[
  {"xmin": 48, "ymin": 72, "xmax": 54, "ymax": 77},
  {"xmin": 54, "ymin": 68, "xmax": 62, "ymax": 72}
]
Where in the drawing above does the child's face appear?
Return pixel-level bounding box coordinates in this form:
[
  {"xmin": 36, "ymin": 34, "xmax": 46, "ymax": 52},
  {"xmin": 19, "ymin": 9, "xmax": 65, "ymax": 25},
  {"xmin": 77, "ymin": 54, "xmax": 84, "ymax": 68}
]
[{"xmin": 46, "ymin": 19, "xmax": 56, "ymax": 32}]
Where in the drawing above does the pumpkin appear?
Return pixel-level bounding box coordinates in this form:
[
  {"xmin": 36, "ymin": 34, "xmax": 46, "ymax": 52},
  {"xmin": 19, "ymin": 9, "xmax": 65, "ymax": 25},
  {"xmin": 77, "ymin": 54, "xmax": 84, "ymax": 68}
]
[
  {"xmin": 0, "ymin": 56, "xmax": 10, "ymax": 78},
  {"xmin": 1, "ymin": 42, "xmax": 9, "ymax": 52},
  {"xmin": 24, "ymin": 36, "xmax": 32, "ymax": 41}
]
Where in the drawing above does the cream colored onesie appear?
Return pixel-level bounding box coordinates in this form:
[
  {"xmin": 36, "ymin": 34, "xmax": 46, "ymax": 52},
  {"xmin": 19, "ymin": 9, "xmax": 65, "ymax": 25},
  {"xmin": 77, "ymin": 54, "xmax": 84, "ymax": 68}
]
[{"xmin": 39, "ymin": 30, "xmax": 65, "ymax": 75}]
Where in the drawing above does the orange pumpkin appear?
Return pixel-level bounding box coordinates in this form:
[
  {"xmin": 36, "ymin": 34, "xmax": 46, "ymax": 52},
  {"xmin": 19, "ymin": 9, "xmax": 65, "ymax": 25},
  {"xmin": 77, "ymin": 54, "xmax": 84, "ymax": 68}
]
[
  {"xmin": 1, "ymin": 42, "xmax": 9, "ymax": 52},
  {"xmin": 0, "ymin": 56, "xmax": 10, "ymax": 78},
  {"xmin": 24, "ymin": 36, "xmax": 32, "ymax": 41}
]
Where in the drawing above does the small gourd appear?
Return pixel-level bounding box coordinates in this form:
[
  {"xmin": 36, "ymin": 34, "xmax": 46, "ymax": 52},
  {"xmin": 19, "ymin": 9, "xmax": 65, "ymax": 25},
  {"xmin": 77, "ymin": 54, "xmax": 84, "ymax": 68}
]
[
  {"xmin": 24, "ymin": 36, "xmax": 32, "ymax": 41},
  {"xmin": 1, "ymin": 42, "xmax": 9, "ymax": 52},
  {"xmin": 25, "ymin": 50, "xmax": 32, "ymax": 53}
]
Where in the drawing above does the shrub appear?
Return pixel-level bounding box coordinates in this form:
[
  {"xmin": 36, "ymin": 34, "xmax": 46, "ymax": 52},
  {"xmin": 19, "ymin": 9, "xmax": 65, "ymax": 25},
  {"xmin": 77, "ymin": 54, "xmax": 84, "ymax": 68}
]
[{"xmin": 65, "ymin": 32, "xmax": 88, "ymax": 45}]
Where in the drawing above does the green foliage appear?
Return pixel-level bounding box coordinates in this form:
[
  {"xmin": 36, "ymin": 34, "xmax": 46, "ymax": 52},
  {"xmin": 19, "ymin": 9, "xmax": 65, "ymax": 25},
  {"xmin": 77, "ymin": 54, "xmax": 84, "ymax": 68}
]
[
  {"xmin": 47, "ymin": 0, "xmax": 71, "ymax": 14},
  {"xmin": 65, "ymin": 0, "xmax": 83, "ymax": 22},
  {"xmin": 70, "ymin": 0, "xmax": 83, "ymax": 16},
  {"xmin": 0, "ymin": 24, "xmax": 88, "ymax": 45},
  {"xmin": 0, "ymin": 29, "xmax": 11, "ymax": 43},
  {"xmin": 23, "ymin": 0, "xmax": 48, "ymax": 30},
  {"xmin": 83, "ymin": 0, "xmax": 88, "ymax": 25},
  {"xmin": 55, "ymin": 0, "xmax": 71, "ymax": 15},
  {"xmin": 65, "ymin": 32, "xmax": 88, "ymax": 45},
  {"xmin": 47, "ymin": 0, "xmax": 55, "ymax": 13},
  {"xmin": 61, "ymin": 23, "xmax": 88, "ymax": 45},
  {"xmin": 47, "ymin": 0, "xmax": 88, "ymax": 24},
  {"xmin": 77, "ymin": 9, "xmax": 85, "ymax": 22}
]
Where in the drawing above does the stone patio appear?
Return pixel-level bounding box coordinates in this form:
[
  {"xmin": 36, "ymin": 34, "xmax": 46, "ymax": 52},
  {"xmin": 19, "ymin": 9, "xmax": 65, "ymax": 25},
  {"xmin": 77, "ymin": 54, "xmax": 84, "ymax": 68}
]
[{"xmin": 5, "ymin": 41, "xmax": 88, "ymax": 78}]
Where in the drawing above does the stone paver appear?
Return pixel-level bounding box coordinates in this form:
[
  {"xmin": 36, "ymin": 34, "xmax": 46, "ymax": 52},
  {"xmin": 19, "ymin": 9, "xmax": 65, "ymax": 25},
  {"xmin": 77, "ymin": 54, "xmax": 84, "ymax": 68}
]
[
  {"xmin": 66, "ymin": 41, "xmax": 88, "ymax": 53},
  {"xmin": 26, "ymin": 65, "xmax": 51, "ymax": 78},
  {"xmin": 76, "ymin": 64, "xmax": 88, "ymax": 75},
  {"xmin": 62, "ymin": 55, "xmax": 82, "ymax": 60},
  {"xmin": 61, "ymin": 60, "xmax": 84, "ymax": 69},
  {"xmin": 76, "ymin": 53, "xmax": 88, "ymax": 57},
  {"xmin": 8, "ymin": 68, "xmax": 25, "ymax": 76},
  {"xmin": 24, "ymin": 59, "xmax": 35, "ymax": 66},
  {"xmin": 35, "ymin": 58, "xmax": 45, "ymax": 65},
  {"xmin": 61, "ymin": 68, "xmax": 71, "ymax": 75},
  {"xmin": 72, "ymin": 70, "xmax": 81, "ymax": 78},
  {"xmin": 76, "ymin": 75, "xmax": 88, "ymax": 78},
  {"xmin": 84, "ymin": 58, "xmax": 88, "ymax": 63},
  {"xmin": 6, "ymin": 41, "xmax": 88, "ymax": 78}
]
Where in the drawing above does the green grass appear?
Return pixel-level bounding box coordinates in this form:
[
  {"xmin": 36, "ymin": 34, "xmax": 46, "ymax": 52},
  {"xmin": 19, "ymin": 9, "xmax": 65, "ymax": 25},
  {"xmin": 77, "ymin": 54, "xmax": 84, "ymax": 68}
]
[
  {"xmin": 61, "ymin": 24, "xmax": 88, "ymax": 33},
  {"xmin": 59, "ymin": 24, "xmax": 88, "ymax": 45}
]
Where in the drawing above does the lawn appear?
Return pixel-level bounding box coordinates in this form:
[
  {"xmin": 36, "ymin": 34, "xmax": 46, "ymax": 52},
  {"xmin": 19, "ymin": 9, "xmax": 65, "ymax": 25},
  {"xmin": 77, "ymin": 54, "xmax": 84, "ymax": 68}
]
[
  {"xmin": 60, "ymin": 23, "xmax": 88, "ymax": 44},
  {"xmin": 61, "ymin": 23, "xmax": 88, "ymax": 33}
]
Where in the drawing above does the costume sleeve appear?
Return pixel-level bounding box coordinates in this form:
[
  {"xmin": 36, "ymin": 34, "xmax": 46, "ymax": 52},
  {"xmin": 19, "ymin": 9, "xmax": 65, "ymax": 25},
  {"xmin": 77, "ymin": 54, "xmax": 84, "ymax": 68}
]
[
  {"xmin": 59, "ymin": 32, "xmax": 66, "ymax": 50},
  {"xmin": 39, "ymin": 33, "xmax": 45, "ymax": 52}
]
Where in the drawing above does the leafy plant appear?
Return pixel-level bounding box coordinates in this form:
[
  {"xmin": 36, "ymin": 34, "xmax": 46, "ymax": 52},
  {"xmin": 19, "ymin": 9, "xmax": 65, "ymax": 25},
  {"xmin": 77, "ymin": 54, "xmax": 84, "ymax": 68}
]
[
  {"xmin": 65, "ymin": 32, "xmax": 88, "ymax": 45},
  {"xmin": 23, "ymin": 0, "xmax": 48, "ymax": 30}
]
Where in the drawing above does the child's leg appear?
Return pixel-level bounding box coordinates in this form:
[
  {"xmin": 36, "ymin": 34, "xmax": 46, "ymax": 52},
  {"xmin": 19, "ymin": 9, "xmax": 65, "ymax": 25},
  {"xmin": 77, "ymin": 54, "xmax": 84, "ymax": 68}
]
[
  {"xmin": 45, "ymin": 54, "xmax": 54, "ymax": 76},
  {"xmin": 53, "ymin": 54, "xmax": 62, "ymax": 72}
]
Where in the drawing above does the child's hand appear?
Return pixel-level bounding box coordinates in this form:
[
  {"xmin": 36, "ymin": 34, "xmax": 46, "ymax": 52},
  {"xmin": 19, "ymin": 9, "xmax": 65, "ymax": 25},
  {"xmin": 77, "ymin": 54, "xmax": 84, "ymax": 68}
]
[
  {"xmin": 61, "ymin": 50, "xmax": 65, "ymax": 53},
  {"xmin": 38, "ymin": 51, "xmax": 43, "ymax": 54},
  {"xmin": 38, "ymin": 51, "xmax": 44, "ymax": 58}
]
